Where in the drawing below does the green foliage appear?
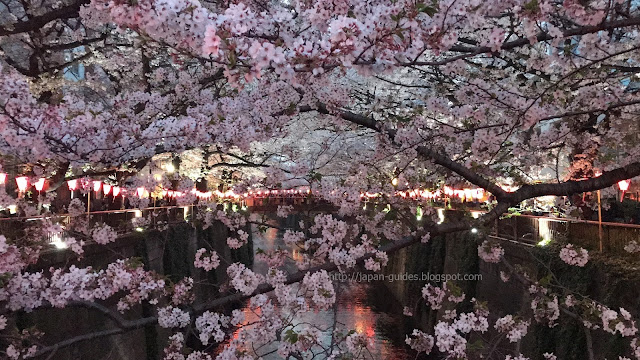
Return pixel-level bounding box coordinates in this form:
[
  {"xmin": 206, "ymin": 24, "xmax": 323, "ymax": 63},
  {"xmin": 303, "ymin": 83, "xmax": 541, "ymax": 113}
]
[
  {"xmin": 416, "ymin": 1, "xmax": 438, "ymax": 16},
  {"xmin": 284, "ymin": 329, "xmax": 298, "ymax": 344}
]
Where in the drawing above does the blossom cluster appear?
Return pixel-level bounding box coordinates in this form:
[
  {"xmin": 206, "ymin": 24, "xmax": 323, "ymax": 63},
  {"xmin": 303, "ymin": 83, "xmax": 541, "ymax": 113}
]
[
  {"xmin": 477, "ymin": 240, "xmax": 504, "ymax": 263},
  {"xmin": 495, "ymin": 315, "xmax": 530, "ymax": 343},
  {"xmin": 194, "ymin": 248, "xmax": 220, "ymax": 271},
  {"xmin": 158, "ymin": 306, "xmax": 191, "ymax": 328},
  {"xmin": 91, "ymin": 224, "xmax": 118, "ymax": 245},
  {"xmin": 559, "ymin": 244, "xmax": 589, "ymax": 267}
]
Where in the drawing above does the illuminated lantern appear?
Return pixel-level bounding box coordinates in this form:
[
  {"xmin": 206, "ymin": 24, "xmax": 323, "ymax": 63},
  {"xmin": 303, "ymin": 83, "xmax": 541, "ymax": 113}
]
[
  {"xmin": 0, "ymin": 173, "xmax": 6, "ymax": 185},
  {"xmin": 136, "ymin": 187, "xmax": 145, "ymax": 198},
  {"xmin": 34, "ymin": 178, "xmax": 46, "ymax": 192},
  {"xmin": 618, "ymin": 179, "xmax": 631, "ymax": 191},
  {"xmin": 103, "ymin": 184, "xmax": 112, "ymax": 196},
  {"xmin": 93, "ymin": 181, "xmax": 101, "ymax": 193},
  {"xmin": 67, "ymin": 179, "xmax": 78, "ymax": 199},
  {"xmin": 67, "ymin": 179, "xmax": 78, "ymax": 191},
  {"xmin": 168, "ymin": 190, "xmax": 174, "ymax": 198},
  {"xmin": 464, "ymin": 188, "xmax": 473, "ymax": 201},
  {"xmin": 112, "ymin": 187, "xmax": 121, "ymax": 197},
  {"xmin": 16, "ymin": 176, "xmax": 28, "ymax": 192},
  {"xmin": 618, "ymin": 179, "xmax": 631, "ymax": 202}
]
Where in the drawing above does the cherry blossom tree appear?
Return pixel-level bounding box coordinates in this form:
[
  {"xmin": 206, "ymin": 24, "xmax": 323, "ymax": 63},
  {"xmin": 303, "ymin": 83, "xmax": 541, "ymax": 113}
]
[{"xmin": 1, "ymin": 0, "xmax": 640, "ymax": 359}]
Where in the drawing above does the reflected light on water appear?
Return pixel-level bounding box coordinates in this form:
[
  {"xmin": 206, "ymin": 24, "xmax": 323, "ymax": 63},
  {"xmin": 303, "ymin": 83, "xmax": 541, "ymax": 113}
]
[{"xmin": 215, "ymin": 220, "xmax": 415, "ymax": 360}]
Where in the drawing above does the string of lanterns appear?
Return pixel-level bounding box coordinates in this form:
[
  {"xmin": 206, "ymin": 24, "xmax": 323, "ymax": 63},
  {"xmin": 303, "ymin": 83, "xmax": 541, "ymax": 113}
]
[{"xmin": 0, "ymin": 173, "xmax": 635, "ymax": 205}]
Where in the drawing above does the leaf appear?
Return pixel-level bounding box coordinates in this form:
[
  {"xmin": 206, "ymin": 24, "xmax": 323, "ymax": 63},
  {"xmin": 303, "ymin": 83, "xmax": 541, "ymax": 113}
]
[
  {"xmin": 284, "ymin": 329, "xmax": 298, "ymax": 343},
  {"xmin": 523, "ymin": 0, "xmax": 539, "ymax": 12},
  {"xmin": 416, "ymin": 2, "xmax": 438, "ymax": 17},
  {"xmin": 539, "ymin": 272, "xmax": 553, "ymax": 287}
]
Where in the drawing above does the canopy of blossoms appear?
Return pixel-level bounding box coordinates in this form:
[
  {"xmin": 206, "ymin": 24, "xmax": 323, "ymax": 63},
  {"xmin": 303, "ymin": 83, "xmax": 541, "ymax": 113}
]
[{"xmin": 1, "ymin": 0, "xmax": 640, "ymax": 359}]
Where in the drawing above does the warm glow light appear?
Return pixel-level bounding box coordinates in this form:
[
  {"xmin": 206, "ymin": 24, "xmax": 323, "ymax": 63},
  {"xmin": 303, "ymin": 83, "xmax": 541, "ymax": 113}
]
[
  {"xmin": 391, "ymin": 178, "xmax": 399, "ymax": 187},
  {"xmin": 618, "ymin": 179, "xmax": 631, "ymax": 202},
  {"xmin": 618, "ymin": 179, "xmax": 631, "ymax": 191},
  {"xmin": 537, "ymin": 238, "xmax": 552, "ymax": 247},
  {"xmin": 103, "ymin": 184, "xmax": 112, "ymax": 195},
  {"xmin": 112, "ymin": 187, "xmax": 121, "ymax": 197},
  {"xmin": 16, "ymin": 177, "xmax": 28, "ymax": 192},
  {"xmin": 538, "ymin": 218, "xmax": 552, "ymax": 243},
  {"xmin": 93, "ymin": 181, "xmax": 101, "ymax": 193},
  {"xmin": 165, "ymin": 163, "xmax": 175, "ymax": 173},
  {"xmin": 34, "ymin": 178, "xmax": 45, "ymax": 192},
  {"xmin": 67, "ymin": 179, "xmax": 78, "ymax": 191},
  {"xmin": 464, "ymin": 188, "xmax": 473, "ymax": 200},
  {"xmin": 0, "ymin": 173, "xmax": 6, "ymax": 185}
]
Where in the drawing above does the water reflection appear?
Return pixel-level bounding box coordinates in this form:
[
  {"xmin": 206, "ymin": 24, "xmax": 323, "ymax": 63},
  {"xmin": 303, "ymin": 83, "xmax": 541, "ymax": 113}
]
[{"xmin": 232, "ymin": 222, "xmax": 416, "ymax": 359}]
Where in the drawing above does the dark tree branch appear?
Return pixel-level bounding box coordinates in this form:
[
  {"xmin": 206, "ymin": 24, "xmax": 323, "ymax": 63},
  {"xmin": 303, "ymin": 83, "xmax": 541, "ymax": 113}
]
[{"xmin": 0, "ymin": 0, "xmax": 90, "ymax": 37}]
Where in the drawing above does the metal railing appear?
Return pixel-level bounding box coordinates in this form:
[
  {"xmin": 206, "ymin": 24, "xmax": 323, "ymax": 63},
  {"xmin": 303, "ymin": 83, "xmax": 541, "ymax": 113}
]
[
  {"xmin": 489, "ymin": 214, "xmax": 640, "ymax": 254},
  {"xmin": 1, "ymin": 203, "xmax": 638, "ymax": 255}
]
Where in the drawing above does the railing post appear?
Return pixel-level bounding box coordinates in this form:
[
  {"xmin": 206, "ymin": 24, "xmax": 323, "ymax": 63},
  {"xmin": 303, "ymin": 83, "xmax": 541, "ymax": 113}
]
[{"xmin": 597, "ymin": 189, "xmax": 603, "ymax": 252}]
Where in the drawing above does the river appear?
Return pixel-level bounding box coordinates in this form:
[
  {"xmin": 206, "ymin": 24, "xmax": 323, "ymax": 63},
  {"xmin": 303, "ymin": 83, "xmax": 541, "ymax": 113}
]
[{"xmin": 231, "ymin": 222, "xmax": 418, "ymax": 359}]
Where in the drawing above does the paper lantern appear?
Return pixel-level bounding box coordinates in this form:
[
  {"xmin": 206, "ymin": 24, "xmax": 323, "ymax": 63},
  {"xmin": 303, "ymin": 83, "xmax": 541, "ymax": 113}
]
[
  {"xmin": 67, "ymin": 179, "xmax": 78, "ymax": 191},
  {"xmin": 618, "ymin": 179, "xmax": 631, "ymax": 191},
  {"xmin": 618, "ymin": 179, "xmax": 631, "ymax": 202},
  {"xmin": 103, "ymin": 184, "xmax": 112, "ymax": 195},
  {"xmin": 34, "ymin": 178, "xmax": 46, "ymax": 192},
  {"xmin": 112, "ymin": 187, "xmax": 121, "ymax": 197},
  {"xmin": 136, "ymin": 187, "xmax": 145, "ymax": 198},
  {"xmin": 93, "ymin": 181, "xmax": 101, "ymax": 193},
  {"xmin": 16, "ymin": 177, "xmax": 28, "ymax": 192},
  {"xmin": 0, "ymin": 173, "xmax": 6, "ymax": 185}
]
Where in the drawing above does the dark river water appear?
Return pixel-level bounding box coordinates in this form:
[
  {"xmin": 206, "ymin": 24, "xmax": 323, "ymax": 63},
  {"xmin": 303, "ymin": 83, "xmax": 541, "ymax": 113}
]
[{"xmin": 236, "ymin": 223, "xmax": 417, "ymax": 359}]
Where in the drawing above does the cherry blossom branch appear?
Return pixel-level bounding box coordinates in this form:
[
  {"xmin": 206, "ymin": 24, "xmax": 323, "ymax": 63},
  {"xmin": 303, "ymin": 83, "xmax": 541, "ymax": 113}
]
[
  {"xmin": 30, "ymin": 317, "xmax": 156, "ymax": 358},
  {"xmin": 0, "ymin": 0, "xmax": 90, "ymax": 36},
  {"xmin": 404, "ymin": 16, "xmax": 640, "ymax": 67},
  {"xmin": 298, "ymin": 104, "xmax": 508, "ymax": 199}
]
